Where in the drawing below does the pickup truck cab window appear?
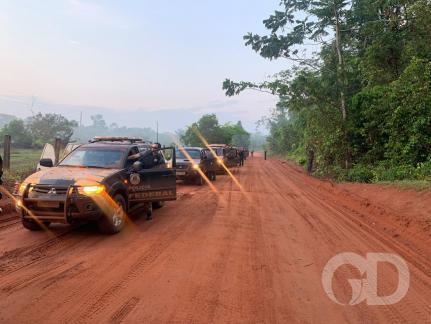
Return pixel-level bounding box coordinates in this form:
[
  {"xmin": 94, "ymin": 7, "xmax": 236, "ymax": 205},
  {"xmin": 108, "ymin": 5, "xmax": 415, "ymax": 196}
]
[{"xmin": 59, "ymin": 147, "xmax": 126, "ymax": 169}]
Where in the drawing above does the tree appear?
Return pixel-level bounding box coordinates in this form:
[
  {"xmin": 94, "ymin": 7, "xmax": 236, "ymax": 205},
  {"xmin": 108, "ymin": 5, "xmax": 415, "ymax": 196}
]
[
  {"xmin": 227, "ymin": 0, "xmax": 350, "ymax": 114},
  {"xmin": 222, "ymin": 0, "xmax": 431, "ymax": 180},
  {"xmin": 386, "ymin": 58, "xmax": 431, "ymax": 164},
  {"xmin": 28, "ymin": 113, "xmax": 78, "ymax": 145},
  {"xmin": 90, "ymin": 114, "xmax": 107, "ymax": 128},
  {"xmin": 181, "ymin": 114, "xmax": 250, "ymax": 147},
  {"xmin": 224, "ymin": 0, "xmax": 355, "ymax": 166},
  {"xmin": 0, "ymin": 119, "xmax": 32, "ymax": 148},
  {"xmin": 181, "ymin": 114, "xmax": 222, "ymax": 146},
  {"xmin": 224, "ymin": 121, "xmax": 250, "ymax": 148}
]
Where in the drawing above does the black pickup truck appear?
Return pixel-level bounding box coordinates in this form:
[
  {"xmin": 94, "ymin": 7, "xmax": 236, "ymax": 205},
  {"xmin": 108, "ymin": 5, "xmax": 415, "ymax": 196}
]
[
  {"xmin": 175, "ymin": 147, "xmax": 217, "ymax": 185},
  {"xmin": 15, "ymin": 137, "xmax": 176, "ymax": 234}
]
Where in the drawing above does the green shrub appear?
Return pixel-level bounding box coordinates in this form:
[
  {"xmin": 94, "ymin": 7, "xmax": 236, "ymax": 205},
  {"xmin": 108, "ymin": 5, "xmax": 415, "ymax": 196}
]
[
  {"xmin": 346, "ymin": 164, "xmax": 374, "ymax": 183},
  {"xmin": 370, "ymin": 160, "xmax": 431, "ymax": 182}
]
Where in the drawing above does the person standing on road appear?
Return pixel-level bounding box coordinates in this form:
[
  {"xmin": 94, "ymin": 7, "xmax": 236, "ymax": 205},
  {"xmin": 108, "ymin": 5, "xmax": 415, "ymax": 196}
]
[
  {"xmin": 239, "ymin": 150, "xmax": 245, "ymax": 166},
  {"xmin": 251, "ymin": 150, "xmax": 254, "ymax": 158}
]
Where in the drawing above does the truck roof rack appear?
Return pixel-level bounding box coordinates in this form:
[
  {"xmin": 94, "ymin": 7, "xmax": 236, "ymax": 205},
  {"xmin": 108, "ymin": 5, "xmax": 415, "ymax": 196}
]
[{"xmin": 90, "ymin": 137, "xmax": 149, "ymax": 144}]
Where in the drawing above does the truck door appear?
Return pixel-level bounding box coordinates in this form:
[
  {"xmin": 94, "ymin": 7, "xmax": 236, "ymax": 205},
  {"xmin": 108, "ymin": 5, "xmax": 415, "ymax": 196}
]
[
  {"xmin": 128, "ymin": 147, "xmax": 176, "ymax": 203},
  {"xmin": 36, "ymin": 143, "xmax": 56, "ymax": 171},
  {"xmin": 62, "ymin": 143, "xmax": 81, "ymax": 160}
]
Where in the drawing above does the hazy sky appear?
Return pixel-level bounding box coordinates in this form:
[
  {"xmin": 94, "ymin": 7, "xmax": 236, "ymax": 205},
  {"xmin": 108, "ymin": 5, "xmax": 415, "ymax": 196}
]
[{"xmin": 0, "ymin": 0, "xmax": 289, "ymax": 131}]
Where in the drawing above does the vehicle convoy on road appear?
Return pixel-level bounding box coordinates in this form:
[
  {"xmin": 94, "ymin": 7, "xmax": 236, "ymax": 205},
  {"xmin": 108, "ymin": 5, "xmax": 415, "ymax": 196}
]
[
  {"xmin": 15, "ymin": 137, "xmax": 176, "ymax": 234},
  {"xmin": 176, "ymin": 147, "xmax": 218, "ymax": 185}
]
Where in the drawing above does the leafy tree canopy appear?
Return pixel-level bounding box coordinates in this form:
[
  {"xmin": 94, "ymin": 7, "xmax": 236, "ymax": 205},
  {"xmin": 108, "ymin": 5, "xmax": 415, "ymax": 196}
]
[{"xmin": 181, "ymin": 114, "xmax": 250, "ymax": 148}]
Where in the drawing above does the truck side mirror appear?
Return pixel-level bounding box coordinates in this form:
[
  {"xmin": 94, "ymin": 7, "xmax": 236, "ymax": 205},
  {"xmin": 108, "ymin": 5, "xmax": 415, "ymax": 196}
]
[
  {"xmin": 133, "ymin": 161, "xmax": 143, "ymax": 171},
  {"xmin": 39, "ymin": 158, "xmax": 54, "ymax": 168}
]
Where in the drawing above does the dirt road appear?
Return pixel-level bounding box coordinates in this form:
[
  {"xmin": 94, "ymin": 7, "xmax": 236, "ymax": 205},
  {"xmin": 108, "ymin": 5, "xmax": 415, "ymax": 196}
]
[{"xmin": 0, "ymin": 155, "xmax": 430, "ymax": 323}]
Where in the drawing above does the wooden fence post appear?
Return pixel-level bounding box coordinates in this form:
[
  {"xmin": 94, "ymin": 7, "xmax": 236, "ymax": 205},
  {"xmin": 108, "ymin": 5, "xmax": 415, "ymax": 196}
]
[{"xmin": 3, "ymin": 135, "xmax": 11, "ymax": 170}]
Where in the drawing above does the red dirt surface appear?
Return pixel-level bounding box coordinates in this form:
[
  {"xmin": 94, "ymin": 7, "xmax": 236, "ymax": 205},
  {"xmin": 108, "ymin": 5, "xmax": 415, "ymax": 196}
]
[{"xmin": 0, "ymin": 155, "xmax": 430, "ymax": 323}]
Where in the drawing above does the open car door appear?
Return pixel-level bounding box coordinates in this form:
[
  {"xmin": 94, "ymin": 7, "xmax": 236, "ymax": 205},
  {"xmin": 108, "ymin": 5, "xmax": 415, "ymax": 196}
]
[
  {"xmin": 36, "ymin": 143, "xmax": 56, "ymax": 171},
  {"xmin": 128, "ymin": 147, "xmax": 176, "ymax": 203},
  {"xmin": 61, "ymin": 143, "xmax": 81, "ymax": 160}
]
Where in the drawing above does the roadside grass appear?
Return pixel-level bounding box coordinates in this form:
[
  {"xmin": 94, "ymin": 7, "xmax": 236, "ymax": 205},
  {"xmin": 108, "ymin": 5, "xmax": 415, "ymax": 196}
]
[
  {"xmin": 282, "ymin": 150, "xmax": 431, "ymax": 190},
  {"xmin": 10, "ymin": 148, "xmax": 41, "ymax": 170},
  {"xmin": 376, "ymin": 180, "xmax": 431, "ymax": 191},
  {"xmin": 2, "ymin": 148, "xmax": 41, "ymax": 187}
]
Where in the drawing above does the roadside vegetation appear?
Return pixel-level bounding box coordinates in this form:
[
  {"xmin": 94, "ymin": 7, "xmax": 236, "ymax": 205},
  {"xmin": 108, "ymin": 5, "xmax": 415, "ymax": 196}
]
[
  {"xmin": 223, "ymin": 0, "xmax": 431, "ymax": 185},
  {"xmin": 0, "ymin": 113, "xmax": 76, "ymax": 186},
  {"xmin": 181, "ymin": 114, "xmax": 251, "ymax": 148},
  {"xmin": 2, "ymin": 149, "xmax": 42, "ymax": 186},
  {"xmin": 0, "ymin": 113, "xmax": 77, "ymax": 149},
  {"xmin": 0, "ymin": 113, "xmax": 172, "ymax": 184}
]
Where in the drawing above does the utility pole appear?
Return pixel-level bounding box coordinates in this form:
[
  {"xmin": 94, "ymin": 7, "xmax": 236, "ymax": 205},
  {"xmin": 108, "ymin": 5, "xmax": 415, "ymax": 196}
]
[
  {"xmin": 156, "ymin": 121, "xmax": 159, "ymax": 143},
  {"xmin": 30, "ymin": 96, "xmax": 36, "ymax": 117}
]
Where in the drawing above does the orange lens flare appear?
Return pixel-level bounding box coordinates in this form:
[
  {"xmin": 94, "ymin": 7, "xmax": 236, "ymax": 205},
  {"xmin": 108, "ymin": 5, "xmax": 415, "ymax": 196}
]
[
  {"xmin": 92, "ymin": 191, "xmax": 123, "ymax": 218},
  {"xmin": 89, "ymin": 190, "xmax": 137, "ymax": 230},
  {"xmin": 0, "ymin": 185, "xmax": 56, "ymax": 237},
  {"xmin": 177, "ymin": 146, "xmax": 219, "ymax": 193}
]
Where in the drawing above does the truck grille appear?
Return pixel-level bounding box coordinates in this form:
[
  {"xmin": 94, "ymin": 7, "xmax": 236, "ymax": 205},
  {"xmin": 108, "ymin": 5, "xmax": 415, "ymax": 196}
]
[{"xmin": 32, "ymin": 185, "xmax": 69, "ymax": 195}]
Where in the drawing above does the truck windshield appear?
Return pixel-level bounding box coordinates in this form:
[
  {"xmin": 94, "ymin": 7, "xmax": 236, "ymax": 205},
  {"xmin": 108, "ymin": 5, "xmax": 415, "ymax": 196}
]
[
  {"xmin": 213, "ymin": 148, "xmax": 224, "ymax": 156},
  {"xmin": 59, "ymin": 148, "xmax": 125, "ymax": 169},
  {"xmin": 176, "ymin": 149, "xmax": 201, "ymax": 160}
]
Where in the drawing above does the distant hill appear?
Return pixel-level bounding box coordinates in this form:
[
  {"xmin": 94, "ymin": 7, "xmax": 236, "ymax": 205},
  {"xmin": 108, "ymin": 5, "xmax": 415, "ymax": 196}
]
[{"xmin": 0, "ymin": 113, "xmax": 16, "ymax": 128}]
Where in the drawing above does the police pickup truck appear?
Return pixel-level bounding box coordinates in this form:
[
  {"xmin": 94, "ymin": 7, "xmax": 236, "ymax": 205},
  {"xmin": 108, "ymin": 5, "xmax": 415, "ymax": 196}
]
[
  {"xmin": 15, "ymin": 137, "xmax": 176, "ymax": 234},
  {"xmin": 175, "ymin": 147, "xmax": 217, "ymax": 185},
  {"xmin": 209, "ymin": 144, "xmax": 239, "ymax": 172}
]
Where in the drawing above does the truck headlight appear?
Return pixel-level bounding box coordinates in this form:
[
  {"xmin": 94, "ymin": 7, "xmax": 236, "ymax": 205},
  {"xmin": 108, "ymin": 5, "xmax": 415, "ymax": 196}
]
[
  {"xmin": 18, "ymin": 183, "xmax": 28, "ymax": 196},
  {"xmin": 217, "ymin": 158, "xmax": 223, "ymax": 164},
  {"xmin": 79, "ymin": 185, "xmax": 105, "ymax": 195},
  {"xmin": 192, "ymin": 164, "xmax": 200, "ymax": 170}
]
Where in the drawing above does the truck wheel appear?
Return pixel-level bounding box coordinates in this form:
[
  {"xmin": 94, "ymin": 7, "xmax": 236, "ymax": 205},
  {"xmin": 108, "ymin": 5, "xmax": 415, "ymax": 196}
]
[
  {"xmin": 98, "ymin": 194, "xmax": 126, "ymax": 234},
  {"xmin": 152, "ymin": 201, "xmax": 165, "ymax": 209},
  {"xmin": 22, "ymin": 218, "xmax": 50, "ymax": 231}
]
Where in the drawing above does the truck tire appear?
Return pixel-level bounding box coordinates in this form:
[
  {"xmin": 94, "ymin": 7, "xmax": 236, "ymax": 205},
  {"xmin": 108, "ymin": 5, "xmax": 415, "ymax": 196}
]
[
  {"xmin": 210, "ymin": 171, "xmax": 216, "ymax": 181},
  {"xmin": 22, "ymin": 218, "xmax": 50, "ymax": 231},
  {"xmin": 97, "ymin": 194, "xmax": 126, "ymax": 234}
]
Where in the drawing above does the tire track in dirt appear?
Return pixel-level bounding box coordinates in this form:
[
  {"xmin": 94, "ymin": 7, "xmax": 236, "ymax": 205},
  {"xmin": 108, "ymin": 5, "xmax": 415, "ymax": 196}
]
[
  {"xmin": 110, "ymin": 296, "xmax": 140, "ymax": 323},
  {"xmin": 267, "ymin": 159, "xmax": 431, "ymax": 322},
  {"xmin": 0, "ymin": 223, "xmax": 91, "ymax": 277},
  {"xmin": 71, "ymin": 188, "xmax": 218, "ymax": 324}
]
